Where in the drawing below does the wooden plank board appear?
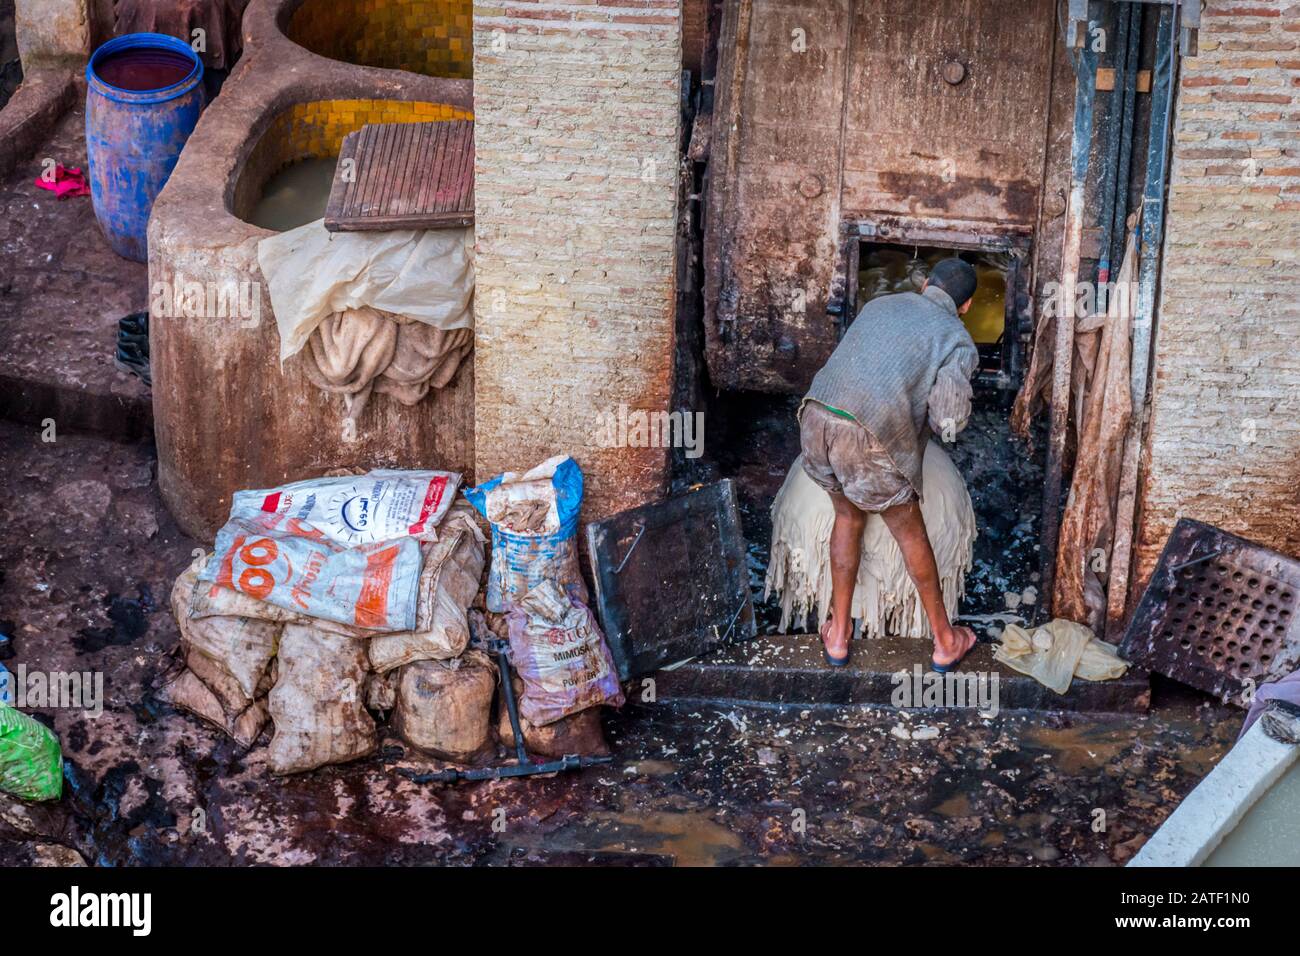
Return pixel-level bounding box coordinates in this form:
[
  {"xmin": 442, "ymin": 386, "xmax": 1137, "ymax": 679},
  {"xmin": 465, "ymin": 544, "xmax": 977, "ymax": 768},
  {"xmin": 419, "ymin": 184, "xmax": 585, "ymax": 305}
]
[{"xmin": 324, "ymin": 119, "xmax": 474, "ymax": 231}]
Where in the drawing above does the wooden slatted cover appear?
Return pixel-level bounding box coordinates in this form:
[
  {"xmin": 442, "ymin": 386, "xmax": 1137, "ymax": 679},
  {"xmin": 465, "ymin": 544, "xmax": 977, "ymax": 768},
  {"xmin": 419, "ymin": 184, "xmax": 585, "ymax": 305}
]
[{"xmin": 324, "ymin": 119, "xmax": 474, "ymax": 231}]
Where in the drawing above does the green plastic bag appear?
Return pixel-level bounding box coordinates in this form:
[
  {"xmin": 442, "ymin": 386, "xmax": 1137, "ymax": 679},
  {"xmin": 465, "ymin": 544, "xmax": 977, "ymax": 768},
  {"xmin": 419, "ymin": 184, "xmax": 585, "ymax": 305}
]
[{"xmin": 0, "ymin": 702, "xmax": 63, "ymax": 801}]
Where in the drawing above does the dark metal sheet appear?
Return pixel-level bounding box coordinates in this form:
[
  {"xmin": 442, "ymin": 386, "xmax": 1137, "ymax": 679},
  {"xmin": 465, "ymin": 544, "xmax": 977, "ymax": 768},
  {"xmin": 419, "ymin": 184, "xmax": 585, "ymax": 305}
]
[
  {"xmin": 586, "ymin": 480, "xmax": 755, "ymax": 680},
  {"xmin": 1119, "ymin": 519, "xmax": 1300, "ymax": 707},
  {"xmin": 325, "ymin": 120, "xmax": 474, "ymax": 232}
]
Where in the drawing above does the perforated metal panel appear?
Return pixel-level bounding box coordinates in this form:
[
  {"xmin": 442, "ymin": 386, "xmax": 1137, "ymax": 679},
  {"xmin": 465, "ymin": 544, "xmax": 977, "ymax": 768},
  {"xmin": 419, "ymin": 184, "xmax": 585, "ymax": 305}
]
[{"xmin": 1120, "ymin": 519, "xmax": 1300, "ymax": 707}]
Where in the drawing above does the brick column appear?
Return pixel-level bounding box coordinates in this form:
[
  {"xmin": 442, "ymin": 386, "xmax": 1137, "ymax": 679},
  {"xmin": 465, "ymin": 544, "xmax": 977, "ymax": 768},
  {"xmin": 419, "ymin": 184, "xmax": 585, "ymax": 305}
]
[
  {"xmin": 1137, "ymin": 1, "xmax": 1300, "ymax": 579},
  {"xmin": 471, "ymin": 1, "xmax": 682, "ymax": 519}
]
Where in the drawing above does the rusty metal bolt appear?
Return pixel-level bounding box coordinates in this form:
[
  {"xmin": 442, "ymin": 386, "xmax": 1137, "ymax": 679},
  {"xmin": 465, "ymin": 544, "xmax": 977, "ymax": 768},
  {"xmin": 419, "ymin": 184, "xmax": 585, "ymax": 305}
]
[{"xmin": 798, "ymin": 174, "xmax": 825, "ymax": 199}]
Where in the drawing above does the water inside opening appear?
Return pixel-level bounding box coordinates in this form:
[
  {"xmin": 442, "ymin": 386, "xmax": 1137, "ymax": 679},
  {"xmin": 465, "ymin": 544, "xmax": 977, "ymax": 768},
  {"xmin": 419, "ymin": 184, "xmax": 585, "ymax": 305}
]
[
  {"xmin": 249, "ymin": 157, "xmax": 338, "ymax": 232},
  {"xmin": 94, "ymin": 47, "xmax": 194, "ymax": 92},
  {"xmin": 857, "ymin": 242, "xmax": 1013, "ymax": 379}
]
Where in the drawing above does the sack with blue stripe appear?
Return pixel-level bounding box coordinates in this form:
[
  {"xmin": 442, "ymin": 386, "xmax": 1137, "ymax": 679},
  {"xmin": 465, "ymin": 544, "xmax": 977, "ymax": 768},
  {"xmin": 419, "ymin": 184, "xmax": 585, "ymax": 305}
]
[{"xmin": 464, "ymin": 456, "xmax": 587, "ymax": 613}]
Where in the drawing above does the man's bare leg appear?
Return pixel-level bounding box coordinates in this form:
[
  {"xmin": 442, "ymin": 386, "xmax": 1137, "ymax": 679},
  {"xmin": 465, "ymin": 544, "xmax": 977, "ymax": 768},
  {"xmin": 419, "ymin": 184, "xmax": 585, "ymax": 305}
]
[
  {"xmin": 822, "ymin": 492, "xmax": 867, "ymax": 660},
  {"xmin": 880, "ymin": 499, "xmax": 976, "ymax": 667}
]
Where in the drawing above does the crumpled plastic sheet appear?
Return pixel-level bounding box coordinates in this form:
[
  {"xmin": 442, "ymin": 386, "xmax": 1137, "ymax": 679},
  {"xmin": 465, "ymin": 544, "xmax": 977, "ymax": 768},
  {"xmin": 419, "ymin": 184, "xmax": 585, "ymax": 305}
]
[{"xmin": 994, "ymin": 618, "xmax": 1129, "ymax": 695}]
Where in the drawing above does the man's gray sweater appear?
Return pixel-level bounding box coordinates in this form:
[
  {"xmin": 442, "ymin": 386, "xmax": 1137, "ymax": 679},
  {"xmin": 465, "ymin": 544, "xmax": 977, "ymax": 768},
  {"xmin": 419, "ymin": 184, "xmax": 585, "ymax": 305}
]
[{"xmin": 804, "ymin": 285, "xmax": 978, "ymax": 498}]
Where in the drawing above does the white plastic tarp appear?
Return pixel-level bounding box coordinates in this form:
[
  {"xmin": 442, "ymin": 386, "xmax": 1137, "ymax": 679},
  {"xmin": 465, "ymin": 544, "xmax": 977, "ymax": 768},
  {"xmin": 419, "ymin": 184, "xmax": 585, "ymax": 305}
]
[{"xmin": 257, "ymin": 221, "xmax": 474, "ymax": 362}]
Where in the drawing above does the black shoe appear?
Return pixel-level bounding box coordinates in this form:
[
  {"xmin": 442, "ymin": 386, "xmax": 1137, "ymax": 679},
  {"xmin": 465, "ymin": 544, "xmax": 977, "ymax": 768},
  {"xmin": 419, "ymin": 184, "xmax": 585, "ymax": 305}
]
[{"xmin": 115, "ymin": 310, "xmax": 151, "ymax": 386}]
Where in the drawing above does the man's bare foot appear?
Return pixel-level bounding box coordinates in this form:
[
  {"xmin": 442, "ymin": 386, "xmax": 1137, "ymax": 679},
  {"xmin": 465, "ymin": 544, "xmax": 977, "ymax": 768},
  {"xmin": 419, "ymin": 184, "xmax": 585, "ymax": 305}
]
[
  {"xmin": 820, "ymin": 616, "xmax": 851, "ymax": 662},
  {"xmin": 932, "ymin": 624, "xmax": 977, "ymax": 668}
]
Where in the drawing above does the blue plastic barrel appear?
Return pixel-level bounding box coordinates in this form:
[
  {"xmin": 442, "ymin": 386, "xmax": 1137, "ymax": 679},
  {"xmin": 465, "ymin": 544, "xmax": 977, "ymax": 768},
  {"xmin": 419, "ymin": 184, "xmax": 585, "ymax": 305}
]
[{"xmin": 86, "ymin": 33, "xmax": 204, "ymax": 262}]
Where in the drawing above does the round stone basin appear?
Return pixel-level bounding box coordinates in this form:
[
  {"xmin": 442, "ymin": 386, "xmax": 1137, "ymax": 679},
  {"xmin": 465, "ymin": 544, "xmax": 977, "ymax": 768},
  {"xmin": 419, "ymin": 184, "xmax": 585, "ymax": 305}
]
[
  {"xmin": 231, "ymin": 98, "xmax": 473, "ymax": 231},
  {"xmin": 285, "ymin": 0, "xmax": 473, "ymax": 79}
]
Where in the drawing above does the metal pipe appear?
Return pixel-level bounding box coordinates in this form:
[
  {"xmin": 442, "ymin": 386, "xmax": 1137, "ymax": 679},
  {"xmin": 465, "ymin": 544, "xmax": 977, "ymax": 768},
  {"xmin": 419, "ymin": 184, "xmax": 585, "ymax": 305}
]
[
  {"xmin": 1096, "ymin": 1, "xmax": 1132, "ymax": 313},
  {"xmin": 1109, "ymin": 3, "xmax": 1142, "ymax": 279},
  {"xmin": 1105, "ymin": 1, "xmax": 1179, "ymax": 634}
]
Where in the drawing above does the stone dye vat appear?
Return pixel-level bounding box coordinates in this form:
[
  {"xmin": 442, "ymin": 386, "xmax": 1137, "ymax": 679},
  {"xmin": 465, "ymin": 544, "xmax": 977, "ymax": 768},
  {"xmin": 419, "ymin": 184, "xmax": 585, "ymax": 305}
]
[
  {"xmin": 1130, "ymin": 716, "xmax": 1300, "ymax": 867},
  {"xmin": 148, "ymin": 0, "xmax": 474, "ymax": 537},
  {"xmin": 285, "ymin": 0, "xmax": 473, "ymax": 80}
]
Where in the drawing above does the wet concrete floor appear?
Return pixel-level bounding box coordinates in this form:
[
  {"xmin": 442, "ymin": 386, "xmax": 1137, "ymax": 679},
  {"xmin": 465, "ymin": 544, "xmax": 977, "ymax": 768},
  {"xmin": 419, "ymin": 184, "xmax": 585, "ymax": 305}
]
[{"xmin": 0, "ymin": 419, "xmax": 1242, "ymax": 866}]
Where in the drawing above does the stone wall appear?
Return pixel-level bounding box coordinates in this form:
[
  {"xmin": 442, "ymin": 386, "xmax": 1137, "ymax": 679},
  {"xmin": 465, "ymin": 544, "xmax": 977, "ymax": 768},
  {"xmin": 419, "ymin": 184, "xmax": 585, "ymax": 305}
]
[
  {"xmin": 472, "ymin": 0, "xmax": 682, "ymax": 519},
  {"xmin": 14, "ymin": 0, "xmax": 90, "ymax": 68},
  {"xmin": 1137, "ymin": 0, "xmax": 1300, "ymax": 579}
]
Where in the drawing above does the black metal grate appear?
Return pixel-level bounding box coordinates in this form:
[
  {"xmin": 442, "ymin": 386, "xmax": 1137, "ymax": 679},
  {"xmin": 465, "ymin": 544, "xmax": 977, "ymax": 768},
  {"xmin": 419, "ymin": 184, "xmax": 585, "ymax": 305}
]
[{"xmin": 1120, "ymin": 519, "xmax": 1300, "ymax": 707}]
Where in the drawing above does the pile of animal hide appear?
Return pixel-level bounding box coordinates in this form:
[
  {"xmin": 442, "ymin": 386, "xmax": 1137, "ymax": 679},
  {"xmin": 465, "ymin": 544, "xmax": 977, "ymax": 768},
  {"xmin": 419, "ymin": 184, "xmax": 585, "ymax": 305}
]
[
  {"xmin": 161, "ymin": 502, "xmax": 489, "ymax": 773},
  {"xmin": 1052, "ymin": 223, "xmax": 1140, "ymax": 633},
  {"xmin": 258, "ymin": 224, "xmax": 474, "ymax": 424},
  {"xmin": 764, "ymin": 441, "xmax": 976, "ymax": 638},
  {"xmin": 1011, "ymin": 218, "xmax": 1141, "ymax": 634},
  {"xmin": 303, "ymin": 309, "xmax": 472, "ymax": 423}
]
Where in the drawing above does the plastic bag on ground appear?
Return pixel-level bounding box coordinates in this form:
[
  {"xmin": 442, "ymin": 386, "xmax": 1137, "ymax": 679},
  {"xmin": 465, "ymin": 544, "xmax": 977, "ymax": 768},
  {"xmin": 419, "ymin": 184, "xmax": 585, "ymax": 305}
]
[
  {"xmin": 505, "ymin": 580, "xmax": 624, "ymax": 726},
  {"xmin": 0, "ymin": 704, "xmax": 63, "ymax": 801},
  {"xmin": 368, "ymin": 503, "xmax": 486, "ymax": 673},
  {"xmin": 199, "ymin": 470, "xmax": 461, "ymax": 632},
  {"xmin": 464, "ymin": 455, "xmax": 587, "ymax": 613},
  {"xmin": 995, "ymin": 618, "xmax": 1128, "ymax": 694},
  {"xmin": 267, "ymin": 624, "xmax": 375, "ymax": 774},
  {"xmin": 393, "ymin": 649, "xmax": 497, "ymax": 762}
]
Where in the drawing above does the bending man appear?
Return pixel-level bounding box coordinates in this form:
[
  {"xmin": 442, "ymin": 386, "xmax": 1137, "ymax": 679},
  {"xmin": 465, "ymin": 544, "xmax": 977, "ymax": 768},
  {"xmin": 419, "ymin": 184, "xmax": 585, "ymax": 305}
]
[{"xmin": 799, "ymin": 257, "xmax": 980, "ymax": 671}]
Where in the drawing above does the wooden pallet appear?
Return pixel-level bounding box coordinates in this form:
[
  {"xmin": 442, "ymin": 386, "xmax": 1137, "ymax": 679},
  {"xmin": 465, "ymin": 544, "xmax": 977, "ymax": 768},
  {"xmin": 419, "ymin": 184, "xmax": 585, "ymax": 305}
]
[{"xmin": 324, "ymin": 119, "xmax": 474, "ymax": 232}]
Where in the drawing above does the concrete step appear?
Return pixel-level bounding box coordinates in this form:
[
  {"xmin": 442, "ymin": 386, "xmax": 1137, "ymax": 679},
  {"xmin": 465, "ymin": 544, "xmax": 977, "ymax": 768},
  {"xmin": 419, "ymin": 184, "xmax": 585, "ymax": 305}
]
[{"xmin": 652, "ymin": 634, "xmax": 1151, "ymax": 715}]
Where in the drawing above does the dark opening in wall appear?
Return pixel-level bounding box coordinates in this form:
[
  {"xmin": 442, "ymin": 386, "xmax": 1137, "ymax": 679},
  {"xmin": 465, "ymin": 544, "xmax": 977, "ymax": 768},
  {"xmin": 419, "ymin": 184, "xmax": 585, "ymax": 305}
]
[
  {"xmin": 857, "ymin": 242, "xmax": 1016, "ymax": 390},
  {"xmin": 0, "ymin": 0, "xmax": 21, "ymax": 111},
  {"xmin": 684, "ymin": 231, "xmax": 1047, "ymax": 635}
]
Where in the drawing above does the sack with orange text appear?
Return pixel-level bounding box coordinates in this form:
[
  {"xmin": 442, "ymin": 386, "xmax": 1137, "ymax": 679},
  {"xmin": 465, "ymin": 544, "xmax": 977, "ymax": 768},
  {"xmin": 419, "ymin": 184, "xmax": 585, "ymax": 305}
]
[{"xmin": 198, "ymin": 471, "xmax": 459, "ymax": 632}]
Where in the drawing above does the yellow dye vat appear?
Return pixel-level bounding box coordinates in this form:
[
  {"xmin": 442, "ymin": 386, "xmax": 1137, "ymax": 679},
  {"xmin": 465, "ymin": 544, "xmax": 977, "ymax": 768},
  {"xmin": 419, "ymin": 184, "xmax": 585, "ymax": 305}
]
[
  {"xmin": 287, "ymin": 0, "xmax": 473, "ymax": 80},
  {"xmin": 857, "ymin": 248, "xmax": 1008, "ymax": 345}
]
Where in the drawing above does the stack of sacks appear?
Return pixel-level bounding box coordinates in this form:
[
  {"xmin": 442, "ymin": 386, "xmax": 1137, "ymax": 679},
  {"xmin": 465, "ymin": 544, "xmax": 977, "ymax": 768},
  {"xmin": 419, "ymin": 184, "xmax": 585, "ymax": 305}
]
[
  {"xmin": 464, "ymin": 457, "xmax": 623, "ymax": 756},
  {"xmin": 162, "ymin": 484, "xmax": 489, "ymax": 774},
  {"xmin": 764, "ymin": 442, "xmax": 977, "ymax": 639}
]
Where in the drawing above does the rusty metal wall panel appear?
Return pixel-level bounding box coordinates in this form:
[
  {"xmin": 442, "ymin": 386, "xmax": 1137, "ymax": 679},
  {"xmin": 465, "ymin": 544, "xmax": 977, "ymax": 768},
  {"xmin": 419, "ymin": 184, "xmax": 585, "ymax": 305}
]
[
  {"xmin": 1119, "ymin": 519, "xmax": 1300, "ymax": 708},
  {"xmin": 704, "ymin": 0, "xmax": 851, "ymax": 393},
  {"xmin": 704, "ymin": 0, "xmax": 1059, "ymax": 395},
  {"xmin": 841, "ymin": 0, "xmax": 1056, "ymax": 224}
]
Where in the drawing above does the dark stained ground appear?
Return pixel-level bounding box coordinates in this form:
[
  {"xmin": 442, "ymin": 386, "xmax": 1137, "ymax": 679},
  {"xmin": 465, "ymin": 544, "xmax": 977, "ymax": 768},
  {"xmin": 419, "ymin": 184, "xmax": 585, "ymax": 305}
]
[
  {"xmin": 0, "ymin": 101, "xmax": 152, "ymax": 441},
  {"xmin": 0, "ymin": 419, "xmax": 1242, "ymax": 867}
]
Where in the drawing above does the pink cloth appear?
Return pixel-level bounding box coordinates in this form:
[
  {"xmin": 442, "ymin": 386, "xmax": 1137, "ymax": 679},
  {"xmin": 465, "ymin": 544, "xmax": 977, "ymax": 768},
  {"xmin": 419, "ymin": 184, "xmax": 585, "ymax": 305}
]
[{"xmin": 33, "ymin": 164, "xmax": 90, "ymax": 199}]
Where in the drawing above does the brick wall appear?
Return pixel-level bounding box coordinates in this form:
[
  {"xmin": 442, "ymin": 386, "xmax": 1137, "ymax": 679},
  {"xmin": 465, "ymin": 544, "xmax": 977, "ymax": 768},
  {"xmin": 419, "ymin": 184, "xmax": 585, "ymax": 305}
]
[
  {"xmin": 472, "ymin": 1, "xmax": 682, "ymax": 518},
  {"xmin": 1137, "ymin": 0, "xmax": 1300, "ymax": 580}
]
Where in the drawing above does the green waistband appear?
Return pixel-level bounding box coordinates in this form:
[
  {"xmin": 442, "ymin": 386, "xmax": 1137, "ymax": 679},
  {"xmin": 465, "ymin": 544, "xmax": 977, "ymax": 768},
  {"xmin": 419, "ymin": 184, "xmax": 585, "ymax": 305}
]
[{"xmin": 817, "ymin": 402, "xmax": 857, "ymax": 421}]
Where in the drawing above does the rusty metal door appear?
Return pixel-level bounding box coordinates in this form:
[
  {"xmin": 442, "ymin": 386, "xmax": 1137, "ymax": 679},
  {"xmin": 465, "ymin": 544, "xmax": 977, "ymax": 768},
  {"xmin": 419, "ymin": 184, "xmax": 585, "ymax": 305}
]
[{"xmin": 704, "ymin": 0, "xmax": 1057, "ymax": 395}]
